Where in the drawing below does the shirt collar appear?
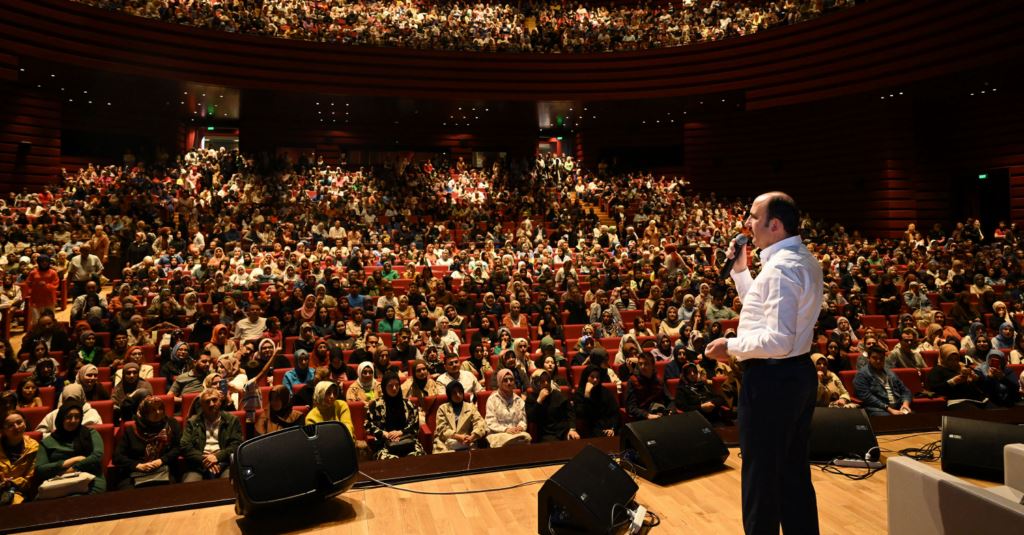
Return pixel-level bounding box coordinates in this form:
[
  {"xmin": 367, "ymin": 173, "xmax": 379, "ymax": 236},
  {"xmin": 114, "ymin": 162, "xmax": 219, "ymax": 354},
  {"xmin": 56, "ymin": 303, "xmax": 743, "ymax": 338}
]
[{"xmin": 759, "ymin": 235, "xmax": 803, "ymax": 264}]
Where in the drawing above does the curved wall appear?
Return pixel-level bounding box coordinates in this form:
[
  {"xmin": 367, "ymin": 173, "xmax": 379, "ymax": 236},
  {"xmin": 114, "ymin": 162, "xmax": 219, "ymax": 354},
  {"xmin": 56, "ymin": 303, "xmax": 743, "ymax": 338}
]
[{"xmin": 1, "ymin": 0, "xmax": 1021, "ymax": 106}]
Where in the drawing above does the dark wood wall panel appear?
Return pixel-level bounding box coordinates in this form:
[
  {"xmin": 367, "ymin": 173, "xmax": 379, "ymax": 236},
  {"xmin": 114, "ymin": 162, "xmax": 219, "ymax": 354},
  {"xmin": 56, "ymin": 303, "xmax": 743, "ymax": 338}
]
[
  {"xmin": 0, "ymin": 82, "xmax": 60, "ymax": 191},
  {"xmin": 683, "ymin": 100, "xmax": 917, "ymax": 238},
  {"xmin": 1011, "ymin": 168, "xmax": 1024, "ymax": 223}
]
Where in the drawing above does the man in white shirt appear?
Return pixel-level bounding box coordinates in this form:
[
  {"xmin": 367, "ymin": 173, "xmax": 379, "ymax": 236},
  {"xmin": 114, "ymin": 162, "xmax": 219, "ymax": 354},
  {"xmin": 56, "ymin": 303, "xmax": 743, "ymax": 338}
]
[
  {"xmin": 436, "ymin": 353, "xmax": 483, "ymax": 402},
  {"xmin": 66, "ymin": 243, "xmax": 104, "ymax": 297},
  {"xmin": 233, "ymin": 304, "xmax": 267, "ymax": 344},
  {"xmin": 706, "ymin": 192, "xmax": 823, "ymax": 535}
]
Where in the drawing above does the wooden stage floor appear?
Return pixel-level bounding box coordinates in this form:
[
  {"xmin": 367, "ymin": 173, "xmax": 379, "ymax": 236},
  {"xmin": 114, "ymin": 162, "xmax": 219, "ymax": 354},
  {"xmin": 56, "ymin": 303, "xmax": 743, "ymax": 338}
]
[{"xmin": 23, "ymin": 432, "xmax": 961, "ymax": 535}]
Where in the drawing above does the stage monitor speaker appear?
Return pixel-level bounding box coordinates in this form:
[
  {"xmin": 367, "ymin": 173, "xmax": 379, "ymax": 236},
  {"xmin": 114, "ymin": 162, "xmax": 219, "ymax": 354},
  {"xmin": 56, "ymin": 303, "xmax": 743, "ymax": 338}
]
[
  {"xmin": 809, "ymin": 407, "xmax": 880, "ymax": 464},
  {"xmin": 620, "ymin": 412, "xmax": 729, "ymax": 481},
  {"xmin": 231, "ymin": 421, "xmax": 358, "ymax": 515},
  {"xmin": 941, "ymin": 416, "xmax": 1024, "ymax": 482},
  {"xmin": 537, "ymin": 445, "xmax": 638, "ymax": 535}
]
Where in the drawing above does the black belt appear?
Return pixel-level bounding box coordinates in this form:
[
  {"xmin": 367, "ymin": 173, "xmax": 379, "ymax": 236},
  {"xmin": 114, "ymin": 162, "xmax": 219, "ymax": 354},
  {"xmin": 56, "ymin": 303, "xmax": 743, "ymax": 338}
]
[{"xmin": 739, "ymin": 353, "xmax": 811, "ymax": 371}]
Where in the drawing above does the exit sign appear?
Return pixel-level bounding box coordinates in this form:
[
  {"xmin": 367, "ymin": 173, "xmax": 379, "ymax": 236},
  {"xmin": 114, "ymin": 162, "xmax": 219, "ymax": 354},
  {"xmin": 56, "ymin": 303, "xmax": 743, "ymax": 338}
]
[{"xmin": 978, "ymin": 173, "xmax": 988, "ymax": 180}]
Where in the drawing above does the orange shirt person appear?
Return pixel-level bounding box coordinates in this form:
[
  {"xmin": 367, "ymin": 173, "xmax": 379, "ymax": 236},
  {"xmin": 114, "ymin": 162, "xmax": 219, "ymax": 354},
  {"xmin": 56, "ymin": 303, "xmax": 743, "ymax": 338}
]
[{"xmin": 25, "ymin": 255, "xmax": 60, "ymax": 328}]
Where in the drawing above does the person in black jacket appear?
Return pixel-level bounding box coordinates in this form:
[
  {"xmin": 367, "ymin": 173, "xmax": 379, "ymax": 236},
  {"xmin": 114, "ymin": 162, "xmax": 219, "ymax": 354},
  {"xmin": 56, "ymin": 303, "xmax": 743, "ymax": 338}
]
[
  {"xmin": 572, "ymin": 365, "xmax": 619, "ymax": 438},
  {"xmin": 525, "ymin": 370, "xmax": 579, "ymax": 442},
  {"xmin": 674, "ymin": 363, "xmax": 734, "ymax": 424},
  {"xmin": 113, "ymin": 395, "xmax": 181, "ymax": 489}
]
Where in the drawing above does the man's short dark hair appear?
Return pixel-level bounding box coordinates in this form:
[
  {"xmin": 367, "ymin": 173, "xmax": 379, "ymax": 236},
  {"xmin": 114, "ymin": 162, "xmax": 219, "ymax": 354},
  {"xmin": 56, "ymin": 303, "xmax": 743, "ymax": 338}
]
[{"xmin": 766, "ymin": 194, "xmax": 799, "ymax": 236}]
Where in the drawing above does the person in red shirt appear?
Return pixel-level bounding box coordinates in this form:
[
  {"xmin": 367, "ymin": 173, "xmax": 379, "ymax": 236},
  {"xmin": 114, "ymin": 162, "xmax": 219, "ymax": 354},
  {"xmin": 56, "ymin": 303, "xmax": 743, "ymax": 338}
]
[{"xmin": 25, "ymin": 255, "xmax": 60, "ymax": 329}]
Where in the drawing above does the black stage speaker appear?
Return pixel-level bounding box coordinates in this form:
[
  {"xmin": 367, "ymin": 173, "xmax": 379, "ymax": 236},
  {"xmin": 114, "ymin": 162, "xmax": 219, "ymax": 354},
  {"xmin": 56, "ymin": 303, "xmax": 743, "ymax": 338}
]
[
  {"xmin": 808, "ymin": 407, "xmax": 880, "ymax": 464},
  {"xmin": 941, "ymin": 416, "xmax": 1024, "ymax": 482},
  {"xmin": 537, "ymin": 445, "xmax": 638, "ymax": 535},
  {"xmin": 620, "ymin": 412, "xmax": 729, "ymax": 481},
  {"xmin": 231, "ymin": 421, "xmax": 358, "ymax": 515}
]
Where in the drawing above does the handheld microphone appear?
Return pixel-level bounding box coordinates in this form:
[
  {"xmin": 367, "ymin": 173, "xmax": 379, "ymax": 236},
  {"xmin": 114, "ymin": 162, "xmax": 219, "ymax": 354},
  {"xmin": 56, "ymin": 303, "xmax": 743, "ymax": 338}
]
[{"xmin": 719, "ymin": 234, "xmax": 749, "ymax": 280}]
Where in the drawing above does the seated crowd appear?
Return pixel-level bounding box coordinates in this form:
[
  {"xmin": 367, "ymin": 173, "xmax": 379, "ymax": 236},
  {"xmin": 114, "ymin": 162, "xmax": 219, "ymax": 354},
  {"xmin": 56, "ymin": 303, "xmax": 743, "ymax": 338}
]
[
  {"xmin": 75, "ymin": 0, "xmax": 854, "ymax": 53},
  {"xmin": 1, "ymin": 145, "xmax": 1023, "ymax": 505}
]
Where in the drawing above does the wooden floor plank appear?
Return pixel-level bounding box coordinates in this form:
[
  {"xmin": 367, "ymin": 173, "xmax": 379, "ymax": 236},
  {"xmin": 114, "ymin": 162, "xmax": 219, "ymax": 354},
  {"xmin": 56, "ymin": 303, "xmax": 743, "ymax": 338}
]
[{"xmin": 23, "ymin": 433, "xmax": 957, "ymax": 535}]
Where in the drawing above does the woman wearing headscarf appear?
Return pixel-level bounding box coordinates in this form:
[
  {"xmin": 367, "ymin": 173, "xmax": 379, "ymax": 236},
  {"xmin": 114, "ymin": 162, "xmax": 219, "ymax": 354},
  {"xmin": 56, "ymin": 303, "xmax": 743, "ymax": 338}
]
[
  {"xmin": 813, "ymin": 355, "xmax": 856, "ymax": 408},
  {"xmin": 76, "ymin": 330, "xmax": 102, "ymax": 367},
  {"xmin": 35, "ymin": 384, "xmax": 103, "ymax": 435},
  {"xmin": 77, "ymin": 364, "xmax": 110, "ymax": 402},
  {"xmin": 346, "ymin": 361, "xmax": 382, "ymax": 403},
  {"xmin": 624, "ymin": 352, "xmax": 669, "ymax": 421},
  {"xmin": 304, "ymin": 381, "xmax": 354, "ymax": 438},
  {"xmin": 401, "ymin": 359, "xmax": 444, "ymax": 400},
  {"xmin": 163, "ymin": 341, "xmax": 191, "ymax": 382},
  {"xmin": 0, "ymin": 410, "xmax": 38, "ymax": 504},
  {"xmin": 918, "ymin": 323, "xmax": 945, "ymax": 352},
  {"xmin": 651, "ymin": 333, "xmax": 673, "ymax": 361},
  {"xmin": 257, "ymin": 337, "xmax": 290, "ymax": 369},
  {"xmin": 112, "ymin": 395, "xmax": 181, "ymax": 489},
  {"xmin": 366, "ymin": 372, "xmax": 424, "ymax": 460},
  {"xmin": 960, "ymin": 322, "xmax": 987, "ymax": 354},
  {"xmin": 930, "ymin": 310, "xmax": 961, "ymax": 343},
  {"xmin": 296, "ymin": 294, "xmax": 318, "ymax": 324},
  {"xmin": 327, "ymin": 351, "xmax": 353, "ymax": 383},
  {"xmin": 35, "ymin": 402, "xmax": 106, "ymax": 494},
  {"xmin": 493, "ymin": 349, "xmax": 531, "ymax": 391},
  {"xmin": 255, "ymin": 385, "xmax": 304, "ymax": 435},
  {"xmin": 484, "ymin": 368, "xmax": 532, "ymax": 447},
  {"xmin": 112, "ymin": 362, "xmax": 153, "ymax": 424},
  {"xmin": 282, "ymin": 349, "xmax": 316, "ymax": 393},
  {"xmin": 113, "ymin": 346, "xmax": 154, "ymax": 387},
  {"xmin": 493, "ymin": 327, "xmax": 514, "ymax": 356},
  {"xmin": 205, "ymin": 324, "xmax": 238, "ymax": 361},
  {"xmin": 377, "ymin": 306, "xmax": 403, "ymax": 334},
  {"xmin": 526, "ymin": 370, "xmax": 578, "ymax": 442},
  {"xmin": 830, "ymin": 316, "xmax": 859, "ymax": 345},
  {"xmin": 433, "ymin": 380, "xmax": 486, "ymax": 453},
  {"xmin": 460, "ymin": 343, "xmax": 493, "ymax": 380},
  {"xmin": 216, "ymin": 354, "xmax": 248, "ymax": 410},
  {"xmin": 572, "ymin": 365, "xmax": 619, "ymax": 438},
  {"xmin": 991, "ymin": 322, "xmax": 1016, "ymax": 351},
  {"xmin": 310, "ymin": 337, "xmax": 335, "ymax": 370},
  {"xmin": 675, "ymin": 362, "xmax": 736, "ymax": 424},
  {"xmin": 614, "ymin": 333, "xmax": 641, "ymax": 367}
]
